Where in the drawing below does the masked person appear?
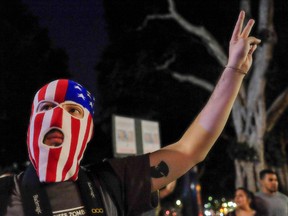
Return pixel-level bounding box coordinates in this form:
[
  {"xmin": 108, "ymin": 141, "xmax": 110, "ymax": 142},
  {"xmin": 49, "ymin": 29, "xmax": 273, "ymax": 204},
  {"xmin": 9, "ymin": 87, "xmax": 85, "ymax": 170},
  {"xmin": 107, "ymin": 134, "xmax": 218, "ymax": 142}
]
[{"xmin": 0, "ymin": 11, "xmax": 261, "ymax": 216}]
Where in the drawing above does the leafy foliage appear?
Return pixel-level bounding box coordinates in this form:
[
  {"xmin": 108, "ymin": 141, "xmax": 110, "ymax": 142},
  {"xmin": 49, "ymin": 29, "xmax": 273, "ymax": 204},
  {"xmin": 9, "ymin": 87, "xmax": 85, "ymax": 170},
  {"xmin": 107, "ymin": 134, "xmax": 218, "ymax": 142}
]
[{"xmin": 227, "ymin": 141, "xmax": 258, "ymax": 162}]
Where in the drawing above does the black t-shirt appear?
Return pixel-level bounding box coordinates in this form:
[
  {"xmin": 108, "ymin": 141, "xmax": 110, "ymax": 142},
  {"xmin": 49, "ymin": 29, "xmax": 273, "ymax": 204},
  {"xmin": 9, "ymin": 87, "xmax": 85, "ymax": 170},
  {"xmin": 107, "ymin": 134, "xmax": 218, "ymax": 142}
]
[
  {"xmin": 45, "ymin": 181, "xmax": 87, "ymax": 216},
  {"xmin": 4, "ymin": 154, "xmax": 158, "ymax": 216}
]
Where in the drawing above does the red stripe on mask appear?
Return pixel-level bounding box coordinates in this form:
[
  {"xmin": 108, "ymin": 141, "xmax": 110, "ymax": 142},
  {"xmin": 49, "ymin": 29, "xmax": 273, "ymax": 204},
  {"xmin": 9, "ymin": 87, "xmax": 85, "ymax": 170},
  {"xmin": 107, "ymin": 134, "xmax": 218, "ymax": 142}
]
[
  {"xmin": 46, "ymin": 147, "xmax": 62, "ymax": 182},
  {"xmin": 71, "ymin": 115, "xmax": 93, "ymax": 180},
  {"xmin": 54, "ymin": 79, "xmax": 68, "ymax": 103},
  {"xmin": 78, "ymin": 115, "xmax": 93, "ymax": 161},
  {"xmin": 38, "ymin": 83, "xmax": 48, "ymax": 102},
  {"xmin": 44, "ymin": 108, "xmax": 64, "ymax": 182},
  {"xmin": 33, "ymin": 113, "xmax": 45, "ymax": 175}
]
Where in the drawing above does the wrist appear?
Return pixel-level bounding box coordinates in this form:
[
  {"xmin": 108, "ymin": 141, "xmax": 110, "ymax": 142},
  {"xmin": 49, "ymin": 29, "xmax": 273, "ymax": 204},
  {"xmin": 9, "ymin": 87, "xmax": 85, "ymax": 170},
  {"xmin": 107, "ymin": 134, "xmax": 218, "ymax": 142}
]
[{"xmin": 225, "ymin": 65, "xmax": 247, "ymax": 75}]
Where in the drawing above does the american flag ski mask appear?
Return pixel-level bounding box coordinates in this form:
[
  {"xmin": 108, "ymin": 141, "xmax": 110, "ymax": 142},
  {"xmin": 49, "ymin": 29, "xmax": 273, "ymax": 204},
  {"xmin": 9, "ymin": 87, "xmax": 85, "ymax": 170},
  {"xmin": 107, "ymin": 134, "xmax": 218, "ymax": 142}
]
[{"xmin": 27, "ymin": 79, "xmax": 95, "ymax": 182}]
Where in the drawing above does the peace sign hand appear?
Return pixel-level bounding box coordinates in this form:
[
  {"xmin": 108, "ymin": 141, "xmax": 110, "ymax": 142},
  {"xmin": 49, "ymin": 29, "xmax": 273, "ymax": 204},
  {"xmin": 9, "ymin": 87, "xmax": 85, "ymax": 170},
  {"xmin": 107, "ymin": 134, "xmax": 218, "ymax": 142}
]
[{"xmin": 227, "ymin": 11, "xmax": 261, "ymax": 74}]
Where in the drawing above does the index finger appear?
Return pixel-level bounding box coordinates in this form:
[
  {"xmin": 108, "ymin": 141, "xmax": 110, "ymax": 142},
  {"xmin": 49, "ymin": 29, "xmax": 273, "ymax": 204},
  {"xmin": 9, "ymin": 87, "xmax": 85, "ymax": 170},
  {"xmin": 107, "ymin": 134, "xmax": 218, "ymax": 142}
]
[{"xmin": 231, "ymin": 11, "xmax": 245, "ymax": 41}]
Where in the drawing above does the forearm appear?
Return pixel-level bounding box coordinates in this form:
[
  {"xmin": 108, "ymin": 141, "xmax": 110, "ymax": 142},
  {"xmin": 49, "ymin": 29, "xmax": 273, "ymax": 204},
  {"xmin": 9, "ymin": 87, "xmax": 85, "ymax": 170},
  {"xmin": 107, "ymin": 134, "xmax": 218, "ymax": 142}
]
[
  {"xmin": 199, "ymin": 67, "xmax": 245, "ymax": 135},
  {"xmin": 179, "ymin": 67, "xmax": 245, "ymax": 160}
]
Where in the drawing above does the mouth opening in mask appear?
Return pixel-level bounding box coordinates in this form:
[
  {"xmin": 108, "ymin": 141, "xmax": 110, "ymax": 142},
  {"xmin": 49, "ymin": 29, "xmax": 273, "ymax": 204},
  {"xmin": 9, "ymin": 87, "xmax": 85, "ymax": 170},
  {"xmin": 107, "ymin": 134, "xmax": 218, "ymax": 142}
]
[{"xmin": 43, "ymin": 128, "xmax": 64, "ymax": 147}]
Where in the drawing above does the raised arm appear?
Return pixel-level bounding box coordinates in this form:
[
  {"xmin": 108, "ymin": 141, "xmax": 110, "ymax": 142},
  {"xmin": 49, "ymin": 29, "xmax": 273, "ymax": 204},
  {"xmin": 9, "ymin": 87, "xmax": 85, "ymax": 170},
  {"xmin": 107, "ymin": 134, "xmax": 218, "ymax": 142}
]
[{"xmin": 149, "ymin": 11, "xmax": 261, "ymax": 191}]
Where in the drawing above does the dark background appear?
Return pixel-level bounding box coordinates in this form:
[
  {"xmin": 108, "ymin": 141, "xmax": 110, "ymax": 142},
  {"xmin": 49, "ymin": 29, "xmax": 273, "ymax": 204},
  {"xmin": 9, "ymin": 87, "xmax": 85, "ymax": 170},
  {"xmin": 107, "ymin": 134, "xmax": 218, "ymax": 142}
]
[{"xmin": 1, "ymin": 0, "xmax": 288, "ymax": 205}]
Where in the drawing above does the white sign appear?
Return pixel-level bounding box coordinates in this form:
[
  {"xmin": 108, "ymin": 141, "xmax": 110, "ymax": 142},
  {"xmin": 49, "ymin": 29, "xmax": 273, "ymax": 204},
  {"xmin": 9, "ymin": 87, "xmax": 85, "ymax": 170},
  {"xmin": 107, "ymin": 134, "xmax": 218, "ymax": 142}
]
[
  {"xmin": 114, "ymin": 116, "xmax": 137, "ymax": 154},
  {"xmin": 141, "ymin": 120, "xmax": 161, "ymax": 153}
]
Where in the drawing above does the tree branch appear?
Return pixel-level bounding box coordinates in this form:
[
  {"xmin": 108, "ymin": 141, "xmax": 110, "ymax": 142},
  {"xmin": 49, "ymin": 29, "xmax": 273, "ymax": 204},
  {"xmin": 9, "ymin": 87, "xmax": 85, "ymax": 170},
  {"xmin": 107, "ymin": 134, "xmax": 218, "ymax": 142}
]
[
  {"xmin": 155, "ymin": 55, "xmax": 214, "ymax": 92},
  {"xmin": 138, "ymin": 0, "xmax": 228, "ymax": 66},
  {"xmin": 171, "ymin": 72, "xmax": 214, "ymax": 92}
]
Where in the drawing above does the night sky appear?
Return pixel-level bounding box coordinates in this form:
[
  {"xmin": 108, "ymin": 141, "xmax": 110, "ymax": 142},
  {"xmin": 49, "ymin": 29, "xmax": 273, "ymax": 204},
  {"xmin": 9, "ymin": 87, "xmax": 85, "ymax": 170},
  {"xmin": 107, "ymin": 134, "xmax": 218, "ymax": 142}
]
[{"xmin": 22, "ymin": 0, "xmax": 108, "ymax": 97}]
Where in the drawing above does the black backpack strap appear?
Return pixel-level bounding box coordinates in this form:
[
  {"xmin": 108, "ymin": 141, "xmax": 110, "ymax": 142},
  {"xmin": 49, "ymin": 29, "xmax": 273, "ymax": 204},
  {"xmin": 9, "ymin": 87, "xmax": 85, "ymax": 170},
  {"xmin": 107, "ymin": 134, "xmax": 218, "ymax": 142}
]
[
  {"xmin": 77, "ymin": 168, "xmax": 107, "ymax": 216},
  {"xmin": 20, "ymin": 164, "xmax": 53, "ymax": 216},
  {"xmin": 0, "ymin": 175, "xmax": 15, "ymax": 215},
  {"xmin": 87, "ymin": 160, "xmax": 124, "ymax": 216}
]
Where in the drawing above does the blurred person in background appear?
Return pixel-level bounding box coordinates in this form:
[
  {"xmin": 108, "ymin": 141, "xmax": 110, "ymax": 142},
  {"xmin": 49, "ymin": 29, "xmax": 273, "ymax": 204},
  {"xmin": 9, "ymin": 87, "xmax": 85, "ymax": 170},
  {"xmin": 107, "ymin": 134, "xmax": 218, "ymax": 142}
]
[
  {"xmin": 255, "ymin": 169, "xmax": 288, "ymax": 216},
  {"xmin": 227, "ymin": 187, "xmax": 258, "ymax": 216}
]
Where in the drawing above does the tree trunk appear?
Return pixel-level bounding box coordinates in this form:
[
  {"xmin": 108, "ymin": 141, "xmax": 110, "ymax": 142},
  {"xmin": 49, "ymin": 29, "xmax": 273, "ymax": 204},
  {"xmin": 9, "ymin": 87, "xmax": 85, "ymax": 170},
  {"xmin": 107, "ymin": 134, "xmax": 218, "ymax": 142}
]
[
  {"xmin": 235, "ymin": 159, "xmax": 259, "ymax": 192},
  {"xmin": 232, "ymin": 0, "xmax": 277, "ymax": 191}
]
